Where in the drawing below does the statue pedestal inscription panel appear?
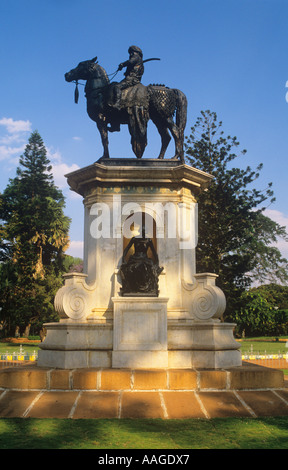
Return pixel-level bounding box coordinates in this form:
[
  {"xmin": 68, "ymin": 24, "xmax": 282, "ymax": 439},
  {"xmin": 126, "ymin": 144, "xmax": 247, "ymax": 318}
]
[{"xmin": 112, "ymin": 297, "xmax": 169, "ymax": 368}]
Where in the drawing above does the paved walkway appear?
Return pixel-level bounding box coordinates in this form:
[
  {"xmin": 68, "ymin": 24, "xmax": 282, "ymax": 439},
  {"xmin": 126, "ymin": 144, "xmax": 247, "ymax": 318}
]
[{"xmin": 1, "ymin": 387, "xmax": 288, "ymax": 419}]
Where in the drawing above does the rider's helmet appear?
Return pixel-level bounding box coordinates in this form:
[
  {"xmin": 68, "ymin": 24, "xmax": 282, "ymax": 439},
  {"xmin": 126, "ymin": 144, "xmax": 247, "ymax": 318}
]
[{"xmin": 128, "ymin": 45, "xmax": 143, "ymax": 58}]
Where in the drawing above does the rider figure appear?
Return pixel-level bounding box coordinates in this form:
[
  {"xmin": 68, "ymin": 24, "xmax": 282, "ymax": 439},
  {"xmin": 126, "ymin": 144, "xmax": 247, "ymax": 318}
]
[{"xmin": 113, "ymin": 45, "xmax": 144, "ymax": 110}]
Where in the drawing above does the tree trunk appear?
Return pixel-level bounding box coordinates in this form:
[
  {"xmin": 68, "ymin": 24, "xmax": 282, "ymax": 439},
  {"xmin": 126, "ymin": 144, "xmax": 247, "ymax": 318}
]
[
  {"xmin": 39, "ymin": 327, "xmax": 47, "ymax": 342},
  {"xmin": 23, "ymin": 323, "xmax": 31, "ymax": 338}
]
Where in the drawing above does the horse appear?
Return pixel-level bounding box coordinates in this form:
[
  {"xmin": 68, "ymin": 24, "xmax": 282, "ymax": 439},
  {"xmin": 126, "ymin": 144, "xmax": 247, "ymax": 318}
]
[{"xmin": 65, "ymin": 57, "xmax": 187, "ymax": 162}]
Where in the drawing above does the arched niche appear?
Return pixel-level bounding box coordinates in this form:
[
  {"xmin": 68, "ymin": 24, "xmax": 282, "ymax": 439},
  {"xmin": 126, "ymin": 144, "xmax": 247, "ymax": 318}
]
[{"xmin": 122, "ymin": 211, "xmax": 157, "ymax": 262}]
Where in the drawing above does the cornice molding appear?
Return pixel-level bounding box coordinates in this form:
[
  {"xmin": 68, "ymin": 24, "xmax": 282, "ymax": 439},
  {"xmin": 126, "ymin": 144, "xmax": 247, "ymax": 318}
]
[{"xmin": 65, "ymin": 159, "xmax": 213, "ymax": 197}]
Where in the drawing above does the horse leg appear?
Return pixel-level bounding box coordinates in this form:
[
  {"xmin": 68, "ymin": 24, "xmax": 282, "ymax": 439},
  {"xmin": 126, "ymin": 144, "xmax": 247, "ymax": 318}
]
[
  {"xmin": 96, "ymin": 117, "xmax": 110, "ymax": 159},
  {"xmin": 151, "ymin": 117, "xmax": 171, "ymax": 159},
  {"xmin": 166, "ymin": 117, "xmax": 184, "ymax": 162},
  {"xmin": 158, "ymin": 127, "xmax": 171, "ymax": 159}
]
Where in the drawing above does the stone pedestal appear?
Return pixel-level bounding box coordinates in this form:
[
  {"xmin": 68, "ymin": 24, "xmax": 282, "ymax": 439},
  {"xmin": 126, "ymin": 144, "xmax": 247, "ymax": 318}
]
[
  {"xmin": 38, "ymin": 159, "xmax": 242, "ymax": 370},
  {"xmin": 37, "ymin": 321, "xmax": 113, "ymax": 369},
  {"xmin": 168, "ymin": 321, "xmax": 242, "ymax": 369},
  {"xmin": 112, "ymin": 297, "xmax": 169, "ymax": 368},
  {"xmin": 167, "ymin": 273, "xmax": 242, "ymax": 369}
]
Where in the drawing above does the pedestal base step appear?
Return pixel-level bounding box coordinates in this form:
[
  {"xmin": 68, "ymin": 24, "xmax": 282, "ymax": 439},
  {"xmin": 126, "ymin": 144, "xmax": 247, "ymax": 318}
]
[
  {"xmin": 0, "ymin": 363, "xmax": 284, "ymax": 392},
  {"xmin": 37, "ymin": 348, "xmax": 242, "ymax": 369}
]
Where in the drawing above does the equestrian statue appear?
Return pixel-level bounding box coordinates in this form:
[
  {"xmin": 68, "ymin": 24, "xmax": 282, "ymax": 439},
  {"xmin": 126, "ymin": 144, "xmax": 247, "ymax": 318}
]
[{"xmin": 65, "ymin": 46, "xmax": 187, "ymax": 162}]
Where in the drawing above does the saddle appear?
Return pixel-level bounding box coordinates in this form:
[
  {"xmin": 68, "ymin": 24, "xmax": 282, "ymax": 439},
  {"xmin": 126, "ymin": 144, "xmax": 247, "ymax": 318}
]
[{"xmin": 107, "ymin": 82, "xmax": 149, "ymax": 110}]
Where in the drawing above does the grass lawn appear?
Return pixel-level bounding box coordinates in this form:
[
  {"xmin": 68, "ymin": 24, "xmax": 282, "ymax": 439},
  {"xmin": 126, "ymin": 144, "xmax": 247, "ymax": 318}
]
[
  {"xmin": 0, "ymin": 417, "xmax": 288, "ymax": 449},
  {"xmin": 0, "ymin": 341, "xmax": 40, "ymax": 355},
  {"xmin": 237, "ymin": 336, "xmax": 288, "ymax": 354}
]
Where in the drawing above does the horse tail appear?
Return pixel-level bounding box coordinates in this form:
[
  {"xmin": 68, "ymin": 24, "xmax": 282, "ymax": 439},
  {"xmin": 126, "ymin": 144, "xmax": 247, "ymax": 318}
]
[{"xmin": 174, "ymin": 89, "xmax": 187, "ymax": 134}]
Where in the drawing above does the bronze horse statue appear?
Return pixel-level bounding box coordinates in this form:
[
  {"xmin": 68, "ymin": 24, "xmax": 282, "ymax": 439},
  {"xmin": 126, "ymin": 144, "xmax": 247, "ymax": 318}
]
[{"xmin": 65, "ymin": 57, "xmax": 187, "ymax": 162}]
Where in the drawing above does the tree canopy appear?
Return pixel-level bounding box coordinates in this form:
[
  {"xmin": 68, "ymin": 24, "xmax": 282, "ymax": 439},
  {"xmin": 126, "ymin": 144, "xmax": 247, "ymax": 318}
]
[
  {"xmin": 0, "ymin": 131, "xmax": 71, "ymax": 336},
  {"xmin": 184, "ymin": 110, "xmax": 288, "ymax": 317}
]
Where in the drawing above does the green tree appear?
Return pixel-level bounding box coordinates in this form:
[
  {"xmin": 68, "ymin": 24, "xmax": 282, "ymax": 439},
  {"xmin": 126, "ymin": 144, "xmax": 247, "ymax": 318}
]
[
  {"xmin": 184, "ymin": 110, "xmax": 288, "ymax": 317},
  {"xmin": 0, "ymin": 131, "xmax": 71, "ymax": 336},
  {"xmin": 252, "ymin": 283, "xmax": 288, "ymax": 309},
  {"xmin": 246, "ymin": 213, "xmax": 288, "ymax": 285},
  {"xmin": 234, "ymin": 290, "xmax": 276, "ymax": 336},
  {"xmin": 235, "ymin": 287, "xmax": 288, "ymax": 337},
  {"xmin": 1, "ymin": 131, "xmax": 70, "ymax": 273},
  {"xmin": 62, "ymin": 255, "xmax": 83, "ymax": 273}
]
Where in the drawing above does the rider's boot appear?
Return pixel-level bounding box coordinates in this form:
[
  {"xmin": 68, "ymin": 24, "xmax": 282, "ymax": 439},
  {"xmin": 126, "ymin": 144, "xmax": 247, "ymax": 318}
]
[{"xmin": 113, "ymin": 86, "xmax": 122, "ymax": 110}]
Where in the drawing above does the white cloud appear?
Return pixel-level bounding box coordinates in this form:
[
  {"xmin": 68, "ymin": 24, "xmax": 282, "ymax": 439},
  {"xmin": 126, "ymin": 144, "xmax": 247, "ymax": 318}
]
[
  {"xmin": 47, "ymin": 147, "xmax": 63, "ymax": 164},
  {"xmin": 0, "ymin": 115, "xmax": 81, "ymax": 196},
  {"xmin": 51, "ymin": 162, "xmax": 80, "ymax": 189},
  {"xmin": 65, "ymin": 240, "xmax": 84, "ymax": 259},
  {"xmin": 0, "ymin": 117, "xmax": 32, "ymax": 162},
  {"xmin": 0, "ymin": 144, "xmax": 26, "ymax": 161},
  {"xmin": 264, "ymin": 209, "xmax": 288, "ymax": 230},
  {"xmin": 46, "ymin": 147, "xmax": 80, "ymax": 189},
  {"xmin": 264, "ymin": 208, "xmax": 288, "ymax": 259},
  {"xmin": 0, "ymin": 119, "xmax": 80, "ymax": 189},
  {"xmin": 0, "ymin": 117, "xmax": 32, "ymax": 134},
  {"xmin": 0, "ymin": 134, "xmax": 25, "ymax": 145}
]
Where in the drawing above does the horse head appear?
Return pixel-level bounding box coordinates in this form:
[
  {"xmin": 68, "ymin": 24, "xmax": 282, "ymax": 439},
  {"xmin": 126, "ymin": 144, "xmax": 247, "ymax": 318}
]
[{"xmin": 64, "ymin": 57, "xmax": 100, "ymax": 82}]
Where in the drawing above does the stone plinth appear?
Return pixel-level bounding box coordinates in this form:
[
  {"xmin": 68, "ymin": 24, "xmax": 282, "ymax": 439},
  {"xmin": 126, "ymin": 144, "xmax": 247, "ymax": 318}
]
[
  {"xmin": 37, "ymin": 321, "xmax": 113, "ymax": 369},
  {"xmin": 38, "ymin": 158, "xmax": 241, "ymax": 370},
  {"xmin": 168, "ymin": 321, "xmax": 242, "ymax": 369},
  {"xmin": 112, "ymin": 297, "xmax": 169, "ymax": 368}
]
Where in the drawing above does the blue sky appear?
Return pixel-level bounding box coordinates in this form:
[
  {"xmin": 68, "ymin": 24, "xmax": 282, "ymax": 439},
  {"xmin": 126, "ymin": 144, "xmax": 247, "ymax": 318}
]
[{"xmin": 1, "ymin": 0, "xmax": 288, "ymax": 259}]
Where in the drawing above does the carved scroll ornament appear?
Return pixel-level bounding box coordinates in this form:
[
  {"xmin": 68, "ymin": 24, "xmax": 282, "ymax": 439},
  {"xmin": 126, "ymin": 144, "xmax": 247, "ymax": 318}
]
[
  {"xmin": 182, "ymin": 273, "xmax": 226, "ymax": 321},
  {"xmin": 54, "ymin": 273, "xmax": 96, "ymax": 321}
]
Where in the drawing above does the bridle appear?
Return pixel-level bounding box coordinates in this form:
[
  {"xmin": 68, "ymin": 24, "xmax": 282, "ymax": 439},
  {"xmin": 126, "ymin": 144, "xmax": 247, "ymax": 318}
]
[{"xmin": 71, "ymin": 63, "xmax": 119, "ymax": 104}]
